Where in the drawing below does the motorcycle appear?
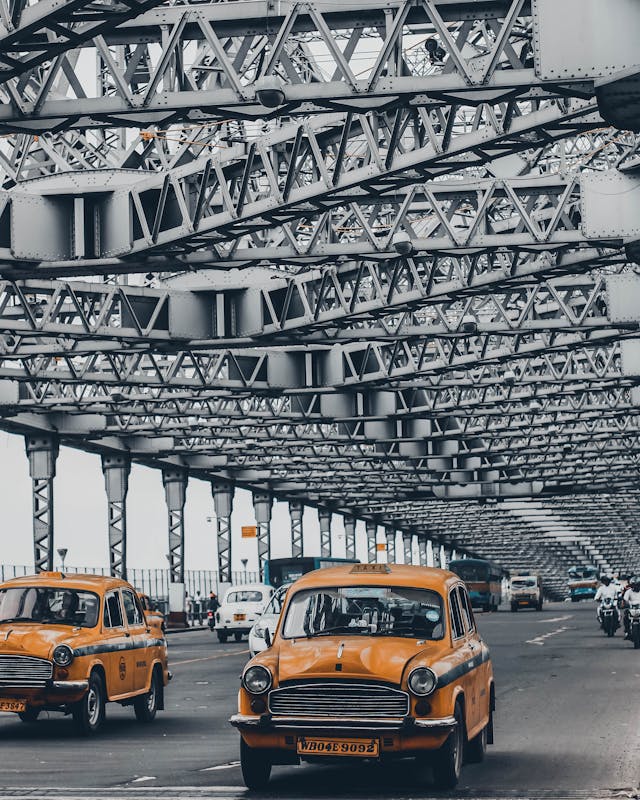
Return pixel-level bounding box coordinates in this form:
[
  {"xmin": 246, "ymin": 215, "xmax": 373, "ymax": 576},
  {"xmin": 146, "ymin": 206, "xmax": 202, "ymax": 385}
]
[
  {"xmin": 600, "ymin": 596, "xmax": 618, "ymax": 637},
  {"xmin": 629, "ymin": 603, "xmax": 640, "ymax": 649},
  {"xmin": 207, "ymin": 610, "xmax": 215, "ymax": 631}
]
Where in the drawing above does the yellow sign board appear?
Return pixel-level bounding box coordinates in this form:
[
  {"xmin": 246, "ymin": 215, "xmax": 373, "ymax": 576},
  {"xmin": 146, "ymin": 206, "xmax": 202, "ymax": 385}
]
[
  {"xmin": 376, "ymin": 543, "xmax": 387, "ymax": 552},
  {"xmin": 241, "ymin": 525, "xmax": 257, "ymax": 538}
]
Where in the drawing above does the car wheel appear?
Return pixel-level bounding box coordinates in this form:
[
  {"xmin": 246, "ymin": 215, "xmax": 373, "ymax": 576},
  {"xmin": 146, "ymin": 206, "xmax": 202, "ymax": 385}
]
[
  {"xmin": 18, "ymin": 707, "xmax": 40, "ymax": 723},
  {"xmin": 240, "ymin": 737, "xmax": 272, "ymax": 790},
  {"xmin": 217, "ymin": 630, "xmax": 228, "ymax": 643},
  {"xmin": 432, "ymin": 701, "xmax": 464, "ymax": 789},
  {"xmin": 510, "ymin": 603, "xmax": 517, "ymax": 612},
  {"xmin": 234, "ymin": 632, "xmax": 243, "ymax": 642},
  {"xmin": 466, "ymin": 709, "xmax": 491, "ymax": 764},
  {"xmin": 72, "ymin": 672, "xmax": 106, "ymax": 735},
  {"xmin": 134, "ymin": 668, "xmax": 160, "ymax": 723}
]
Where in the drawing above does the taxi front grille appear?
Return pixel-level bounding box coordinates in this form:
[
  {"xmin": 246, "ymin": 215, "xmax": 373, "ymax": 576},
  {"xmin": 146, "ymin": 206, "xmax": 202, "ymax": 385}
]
[
  {"xmin": 268, "ymin": 682, "xmax": 409, "ymax": 718},
  {"xmin": 0, "ymin": 655, "xmax": 53, "ymax": 687}
]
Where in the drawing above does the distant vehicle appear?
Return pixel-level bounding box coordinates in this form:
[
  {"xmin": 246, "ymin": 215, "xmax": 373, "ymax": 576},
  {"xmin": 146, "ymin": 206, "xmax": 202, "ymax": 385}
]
[
  {"xmin": 264, "ymin": 556, "xmax": 359, "ymax": 588},
  {"xmin": 0, "ymin": 572, "xmax": 170, "ymax": 734},
  {"xmin": 567, "ymin": 567, "xmax": 599, "ymax": 602},
  {"xmin": 215, "ymin": 583, "xmax": 273, "ymax": 643},
  {"xmin": 509, "ymin": 575, "xmax": 543, "ymax": 612},
  {"xmin": 248, "ymin": 584, "xmax": 288, "ymax": 657},
  {"xmin": 137, "ymin": 592, "xmax": 165, "ymax": 633},
  {"xmin": 448, "ymin": 558, "xmax": 503, "ymax": 612}
]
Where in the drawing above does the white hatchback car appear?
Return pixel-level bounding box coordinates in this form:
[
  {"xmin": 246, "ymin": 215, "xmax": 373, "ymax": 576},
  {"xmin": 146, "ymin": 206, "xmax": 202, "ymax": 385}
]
[
  {"xmin": 248, "ymin": 584, "xmax": 288, "ymax": 656},
  {"xmin": 214, "ymin": 583, "xmax": 273, "ymax": 643}
]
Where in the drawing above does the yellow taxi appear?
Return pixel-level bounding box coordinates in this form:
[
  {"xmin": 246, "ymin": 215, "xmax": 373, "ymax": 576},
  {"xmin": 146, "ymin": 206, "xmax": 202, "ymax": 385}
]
[
  {"xmin": 230, "ymin": 564, "xmax": 495, "ymax": 789},
  {"xmin": 0, "ymin": 572, "xmax": 170, "ymax": 734}
]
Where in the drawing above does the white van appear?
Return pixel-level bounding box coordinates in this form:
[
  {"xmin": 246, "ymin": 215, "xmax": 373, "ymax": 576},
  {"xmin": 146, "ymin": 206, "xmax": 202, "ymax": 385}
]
[
  {"xmin": 510, "ymin": 575, "xmax": 543, "ymax": 611},
  {"xmin": 214, "ymin": 583, "xmax": 273, "ymax": 643}
]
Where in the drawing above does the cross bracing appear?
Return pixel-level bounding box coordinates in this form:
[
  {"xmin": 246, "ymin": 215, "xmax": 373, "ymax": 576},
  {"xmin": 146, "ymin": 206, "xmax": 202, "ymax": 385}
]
[{"xmin": 1, "ymin": 0, "xmax": 640, "ymax": 582}]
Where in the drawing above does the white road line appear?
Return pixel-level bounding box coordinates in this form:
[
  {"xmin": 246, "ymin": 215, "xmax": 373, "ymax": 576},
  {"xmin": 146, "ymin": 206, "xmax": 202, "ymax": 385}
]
[
  {"xmin": 199, "ymin": 761, "xmax": 241, "ymax": 772},
  {"xmin": 171, "ymin": 649, "xmax": 249, "ymax": 666},
  {"xmin": 130, "ymin": 777, "xmax": 156, "ymax": 783},
  {"xmin": 526, "ymin": 625, "xmax": 570, "ymax": 646},
  {"xmin": 536, "ymin": 615, "xmax": 573, "ymax": 623}
]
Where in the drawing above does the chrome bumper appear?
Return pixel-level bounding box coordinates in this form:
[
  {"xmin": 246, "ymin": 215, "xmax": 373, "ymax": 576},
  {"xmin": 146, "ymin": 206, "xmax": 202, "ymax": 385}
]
[
  {"xmin": 50, "ymin": 680, "xmax": 88, "ymax": 691},
  {"xmin": 229, "ymin": 713, "xmax": 457, "ymax": 732}
]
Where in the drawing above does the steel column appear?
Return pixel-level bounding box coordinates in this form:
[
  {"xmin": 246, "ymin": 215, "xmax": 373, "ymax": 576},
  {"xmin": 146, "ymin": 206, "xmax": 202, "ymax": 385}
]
[
  {"xmin": 253, "ymin": 493, "xmax": 272, "ymax": 580},
  {"xmin": 318, "ymin": 509, "xmax": 332, "ymax": 558},
  {"xmin": 403, "ymin": 532, "xmax": 413, "ymax": 565},
  {"xmin": 212, "ymin": 482, "xmax": 234, "ymax": 584},
  {"xmin": 427, "ymin": 540, "xmax": 435, "ymax": 568},
  {"xmin": 162, "ymin": 469, "xmax": 188, "ymax": 584},
  {"xmin": 419, "ymin": 538, "xmax": 428, "ymax": 567},
  {"xmin": 24, "ymin": 434, "xmax": 59, "ymax": 573},
  {"xmin": 344, "ymin": 517, "xmax": 356, "ymax": 560},
  {"xmin": 365, "ymin": 521, "xmax": 377, "ymax": 564},
  {"xmin": 101, "ymin": 454, "xmax": 131, "ymax": 580},
  {"xmin": 289, "ymin": 501, "xmax": 304, "ymax": 558},
  {"xmin": 440, "ymin": 545, "xmax": 448, "ymax": 570},
  {"xmin": 386, "ymin": 528, "xmax": 396, "ymax": 564}
]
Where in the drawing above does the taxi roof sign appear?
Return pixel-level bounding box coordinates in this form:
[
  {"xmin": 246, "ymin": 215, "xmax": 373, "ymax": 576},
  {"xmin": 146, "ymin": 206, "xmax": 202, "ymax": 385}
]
[{"xmin": 350, "ymin": 563, "xmax": 391, "ymax": 574}]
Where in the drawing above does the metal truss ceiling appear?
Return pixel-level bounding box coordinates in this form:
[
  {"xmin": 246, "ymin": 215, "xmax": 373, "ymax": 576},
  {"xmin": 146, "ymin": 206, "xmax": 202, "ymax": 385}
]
[{"xmin": 1, "ymin": 0, "xmax": 640, "ymax": 579}]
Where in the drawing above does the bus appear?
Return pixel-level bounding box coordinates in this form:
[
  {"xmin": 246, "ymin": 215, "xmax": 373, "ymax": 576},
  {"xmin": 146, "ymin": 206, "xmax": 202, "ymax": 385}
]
[
  {"xmin": 264, "ymin": 556, "xmax": 359, "ymax": 588},
  {"xmin": 567, "ymin": 566, "xmax": 599, "ymax": 602},
  {"xmin": 448, "ymin": 558, "xmax": 504, "ymax": 612}
]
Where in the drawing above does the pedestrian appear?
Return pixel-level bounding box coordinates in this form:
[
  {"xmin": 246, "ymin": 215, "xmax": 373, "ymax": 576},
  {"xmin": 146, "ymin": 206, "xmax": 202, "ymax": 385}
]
[
  {"xmin": 185, "ymin": 590, "xmax": 194, "ymax": 627},
  {"xmin": 195, "ymin": 590, "xmax": 204, "ymax": 625}
]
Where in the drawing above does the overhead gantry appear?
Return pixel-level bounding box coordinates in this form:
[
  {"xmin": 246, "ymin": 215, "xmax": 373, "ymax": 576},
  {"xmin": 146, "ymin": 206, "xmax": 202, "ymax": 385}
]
[{"xmin": 1, "ymin": 0, "xmax": 640, "ymax": 590}]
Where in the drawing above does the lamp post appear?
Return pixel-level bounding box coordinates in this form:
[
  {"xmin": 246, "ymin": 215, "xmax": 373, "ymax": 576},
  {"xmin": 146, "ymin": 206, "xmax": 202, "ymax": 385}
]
[
  {"xmin": 241, "ymin": 558, "xmax": 248, "ymax": 583},
  {"xmin": 56, "ymin": 547, "xmax": 68, "ymax": 571}
]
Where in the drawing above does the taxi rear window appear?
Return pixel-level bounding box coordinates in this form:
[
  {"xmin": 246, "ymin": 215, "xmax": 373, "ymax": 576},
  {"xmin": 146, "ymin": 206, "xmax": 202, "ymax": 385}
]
[
  {"xmin": 0, "ymin": 586, "xmax": 100, "ymax": 628},
  {"xmin": 282, "ymin": 585, "xmax": 444, "ymax": 640}
]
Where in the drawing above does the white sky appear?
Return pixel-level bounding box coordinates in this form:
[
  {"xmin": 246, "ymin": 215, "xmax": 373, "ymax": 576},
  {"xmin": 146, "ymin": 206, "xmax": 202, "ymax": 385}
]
[{"xmin": 0, "ymin": 431, "xmax": 389, "ymax": 574}]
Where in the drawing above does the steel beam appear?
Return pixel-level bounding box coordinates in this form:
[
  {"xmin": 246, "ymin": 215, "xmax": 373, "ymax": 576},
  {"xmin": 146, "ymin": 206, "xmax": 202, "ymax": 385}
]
[
  {"xmin": 365, "ymin": 520, "xmax": 377, "ymax": 564},
  {"xmin": 344, "ymin": 517, "xmax": 356, "ymax": 561},
  {"xmin": 318, "ymin": 508, "xmax": 331, "ymax": 558},
  {"xmin": 24, "ymin": 432, "xmax": 58, "ymax": 572},
  {"xmin": 253, "ymin": 492, "xmax": 272, "ymax": 579},
  {"xmin": 162, "ymin": 468, "xmax": 188, "ymax": 584},
  {"xmin": 212, "ymin": 481, "xmax": 234, "ymax": 583},
  {"xmin": 289, "ymin": 500, "xmax": 304, "ymax": 559},
  {"xmin": 386, "ymin": 528, "xmax": 396, "ymax": 564},
  {"xmin": 101, "ymin": 453, "xmax": 130, "ymax": 579}
]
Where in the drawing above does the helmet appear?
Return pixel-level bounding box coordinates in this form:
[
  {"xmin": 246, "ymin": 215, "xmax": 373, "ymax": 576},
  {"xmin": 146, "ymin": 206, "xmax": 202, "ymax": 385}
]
[
  {"xmin": 630, "ymin": 576, "xmax": 640, "ymax": 591},
  {"xmin": 600, "ymin": 575, "xmax": 611, "ymax": 586}
]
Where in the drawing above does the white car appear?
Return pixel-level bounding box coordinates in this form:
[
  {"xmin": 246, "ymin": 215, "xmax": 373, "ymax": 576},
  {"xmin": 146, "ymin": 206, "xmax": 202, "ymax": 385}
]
[
  {"xmin": 214, "ymin": 583, "xmax": 273, "ymax": 643},
  {"xmin": 248, "ymin": 584, "xmax": 288, "ymax": 656}
]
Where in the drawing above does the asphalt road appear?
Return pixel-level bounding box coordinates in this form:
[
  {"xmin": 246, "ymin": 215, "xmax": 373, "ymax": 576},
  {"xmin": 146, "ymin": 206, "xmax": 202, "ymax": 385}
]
[{"xmin": 0, "ymin": 603, "xmax": 639, "ymax": 799}]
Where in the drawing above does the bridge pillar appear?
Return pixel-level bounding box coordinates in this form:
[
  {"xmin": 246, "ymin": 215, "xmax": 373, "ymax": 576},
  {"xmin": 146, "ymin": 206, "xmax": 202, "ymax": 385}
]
[
  {"xmin": 439, "ymin": 545, "xmax": 447, "ymax": 570},
  {"xmin": 426, "ymin": 540, "xmax": 435, "ymax": 567},
  {"xmin": 365, "ymin": 521, "xmax": 377, "ymax": 563},
  {"xmin": 402, "ymin": 532, "xmax": 412, "ymax": 565},
  {"xmin": 25, "ymin": 434, "xmax": 59, "ymax": 572},
  {"xmin": 101, "ymin": 454, "xmax": 131, "ymax": 580},
  {"xmin": 162, "ymin": 469, "xmax": 188, "ymax": 584},
  {"xmin": 344, "ymin": 517, "xmax": 356, "ymax": 560},
  {"xmin": 385, "ymin": 528, "xmax": 396, "ymax": 563},
  {"xmin": 212, "ymin": 482, "xmax": 234, "ymax": 584},
  {"xmin": 253, "ymin": 492, "xmax": 272, "ymax": 580},
  {"xmin": 318, "ymin": 509, "xmax": 331, "ymax": 557},
  {"xmin": 419, "ymin": 537, "xmax": 428, "ymax": 567},
  {"xmin": 289, "ymin": 501, "xmax": 304, "ymax": 558}
]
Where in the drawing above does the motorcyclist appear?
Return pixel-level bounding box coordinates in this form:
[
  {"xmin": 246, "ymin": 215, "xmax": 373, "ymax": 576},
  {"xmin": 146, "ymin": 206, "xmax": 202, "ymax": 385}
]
[
  {"xmin": 622, "ymin": 576, "xmax": 640, "ymax": 640},
  {"xmin": 594, "ymin": 576, "xmax": 620, "ymax": 627}
]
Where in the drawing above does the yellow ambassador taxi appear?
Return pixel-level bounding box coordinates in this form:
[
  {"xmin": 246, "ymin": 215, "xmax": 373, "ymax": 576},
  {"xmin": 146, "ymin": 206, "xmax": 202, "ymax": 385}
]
[
  {"xmin": 230, "ymin": 564, "xmax": 495, "ymax": 790},
  {"xmin": 0, "ymin": 572, "xmax": 170, "ymax": 734}
]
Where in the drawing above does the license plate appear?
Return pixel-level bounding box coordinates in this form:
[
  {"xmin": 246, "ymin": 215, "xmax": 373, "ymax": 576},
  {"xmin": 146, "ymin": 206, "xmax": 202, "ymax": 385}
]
[
  {"xmin": 297, "ymin": 737, "xmax": 379, "ymax": 757},
  {"xmin": 0, "ymin": 699, "xmax": 26, "ymax": 713},
  {"xmin": 233, "ymin": 613, "xmax": 246, "ymax": 621}
]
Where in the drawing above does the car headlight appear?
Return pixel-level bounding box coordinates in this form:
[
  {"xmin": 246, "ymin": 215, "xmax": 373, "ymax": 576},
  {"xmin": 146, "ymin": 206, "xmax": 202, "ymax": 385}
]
[
  {"xmin": 52, "ymin": 645, "xmax": 74, "ymax": 667},
  {"xmin": 408, "ymin": 667, "xmax": 437, "ymax": 696},
  {"xmin": 253, "ymin": 623, "xmax": 265, "ymax": 640},
  {"xmin": 242, "ymin": 665, "xmax": 272, "ymax": 694}
]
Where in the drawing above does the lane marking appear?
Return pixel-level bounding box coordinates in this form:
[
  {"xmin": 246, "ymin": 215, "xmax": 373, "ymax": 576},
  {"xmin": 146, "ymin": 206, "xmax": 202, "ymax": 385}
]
[
  {"xmin": 536, "ymin": 615, "xmax": 573, "ymax": 623},
  {"xmin": 171, "ymin": 650, "xmax": 249, "ymax": 666},
  {"xmin": 130, "ymin": 777, "xmax": 156, "ymax": 784},
  {"xmin": 526, "ymin": 625, "xmax": 570, "ymax": 646},
  {"xmin": 200, "ymin": 761, "xmax": 241, "ymax": 772}
]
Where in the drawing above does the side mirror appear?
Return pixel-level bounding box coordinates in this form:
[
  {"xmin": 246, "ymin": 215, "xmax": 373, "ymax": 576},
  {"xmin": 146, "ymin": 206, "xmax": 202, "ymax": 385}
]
[{"xmin": 264, "ymin": 628, "xmax": 272, "ymax": 648}]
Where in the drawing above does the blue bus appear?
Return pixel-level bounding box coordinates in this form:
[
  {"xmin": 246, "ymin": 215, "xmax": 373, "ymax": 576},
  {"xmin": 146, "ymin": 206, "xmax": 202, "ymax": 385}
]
[
  {"xmin": 264, "ymin": 556, "xmax": 358, "ymax": 588},
  {"xmin": 448, "ymin": 558, "xmax": 504, "ymax": 612}
]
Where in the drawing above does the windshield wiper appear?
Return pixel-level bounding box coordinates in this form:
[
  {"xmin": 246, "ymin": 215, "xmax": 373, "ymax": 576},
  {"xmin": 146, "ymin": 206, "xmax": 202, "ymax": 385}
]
[
  {"xmin": 0, "ymin": 617, "xmax": 36, "ymax": 624},
  {"xmin": 306, "ymin": 625, "xmax": 366, "ymax": 638}
]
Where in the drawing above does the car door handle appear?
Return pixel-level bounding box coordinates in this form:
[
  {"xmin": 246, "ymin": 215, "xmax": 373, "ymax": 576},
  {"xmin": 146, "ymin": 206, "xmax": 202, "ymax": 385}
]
[{"xmin": 124, "ymin": 632, "xmax": 131, "ymax": 638}]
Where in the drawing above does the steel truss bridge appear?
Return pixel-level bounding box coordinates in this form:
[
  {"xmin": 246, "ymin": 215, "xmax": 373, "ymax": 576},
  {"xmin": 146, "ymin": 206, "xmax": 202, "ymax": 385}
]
[{"xmin": 2, "ymin": 0, "xmax": 640, "ymax": 598}]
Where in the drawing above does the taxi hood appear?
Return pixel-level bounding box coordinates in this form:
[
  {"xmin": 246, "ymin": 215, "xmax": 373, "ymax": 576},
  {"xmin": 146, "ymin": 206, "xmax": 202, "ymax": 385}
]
[
  {"xmin": 275, "ymin": 636, "xmax": 439, "ymax": 686},
  {"xmin": 0, "ymin": 624, "xmax": 89, "ymax": 658}
]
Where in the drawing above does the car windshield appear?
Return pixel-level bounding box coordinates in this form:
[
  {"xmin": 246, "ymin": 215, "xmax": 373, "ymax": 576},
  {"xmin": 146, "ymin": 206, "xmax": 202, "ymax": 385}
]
[
  {"xmin": 451, "ymin": 564, "xmax": 488, "ymax": 582},
  {"xmin": 0, "ymin": 586, "xmax": 100, "ymax": 628},
  {"xmin": 263, "ymin": 587, "xmax": 288, "ymax": 616},
  {"xmin": 512, "ymin": 579, "xmax": 537, "ymax": 588},
  {"xmin": 226, "ymin": 590, "xmax": 264, "ymax": 603},
  {"xmin": 282, "ymin": 586, "xmax": 444, "ymax": 640}
]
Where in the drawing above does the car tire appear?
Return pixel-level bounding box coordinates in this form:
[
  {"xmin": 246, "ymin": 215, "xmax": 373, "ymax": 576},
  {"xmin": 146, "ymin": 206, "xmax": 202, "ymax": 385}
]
[
  {"xmin": 510, "ymin": 603, "xmax": 517, "ymax": 612},
  {"xmin": 465, "ymin": 709, "xmax": 491, "ymax": 764},
  {"xmin": 217, "ymin": 630, "xmax": 228, "ymax": 643},
  {"xmin": 633, "ymin": 627, "xmax": 640, "ymax": 649},
  {"xmin": 234, "ymin": 632, "xmax": 243, "ymax": 642},
  {"xmin": 134, "ymin": 668, "xmax": 160, "ymax": 723},
  {"xmin": 240, "ymin": 737, "xmax": 272, "ymax": 790},
  {"xmin": 72, "ymin": 672, "xmax": 106, "ymax": 736},
  {"xmin": 18, "ymin": 708, "xmax": 40, "ymax": 723},
  {"xmin": 432, "ymin": 701, "xmax": 464, "ymax": 789}
]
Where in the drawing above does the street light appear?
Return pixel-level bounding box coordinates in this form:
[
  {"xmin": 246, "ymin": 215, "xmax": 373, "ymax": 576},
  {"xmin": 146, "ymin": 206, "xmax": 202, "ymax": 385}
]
[
  {"xmin": 241, "ymin": 558, "xmax": 248, "ymax": 582},
  {"xmin": 56, "ymin": 548, "xmax": 68, "ymax": 571}
]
